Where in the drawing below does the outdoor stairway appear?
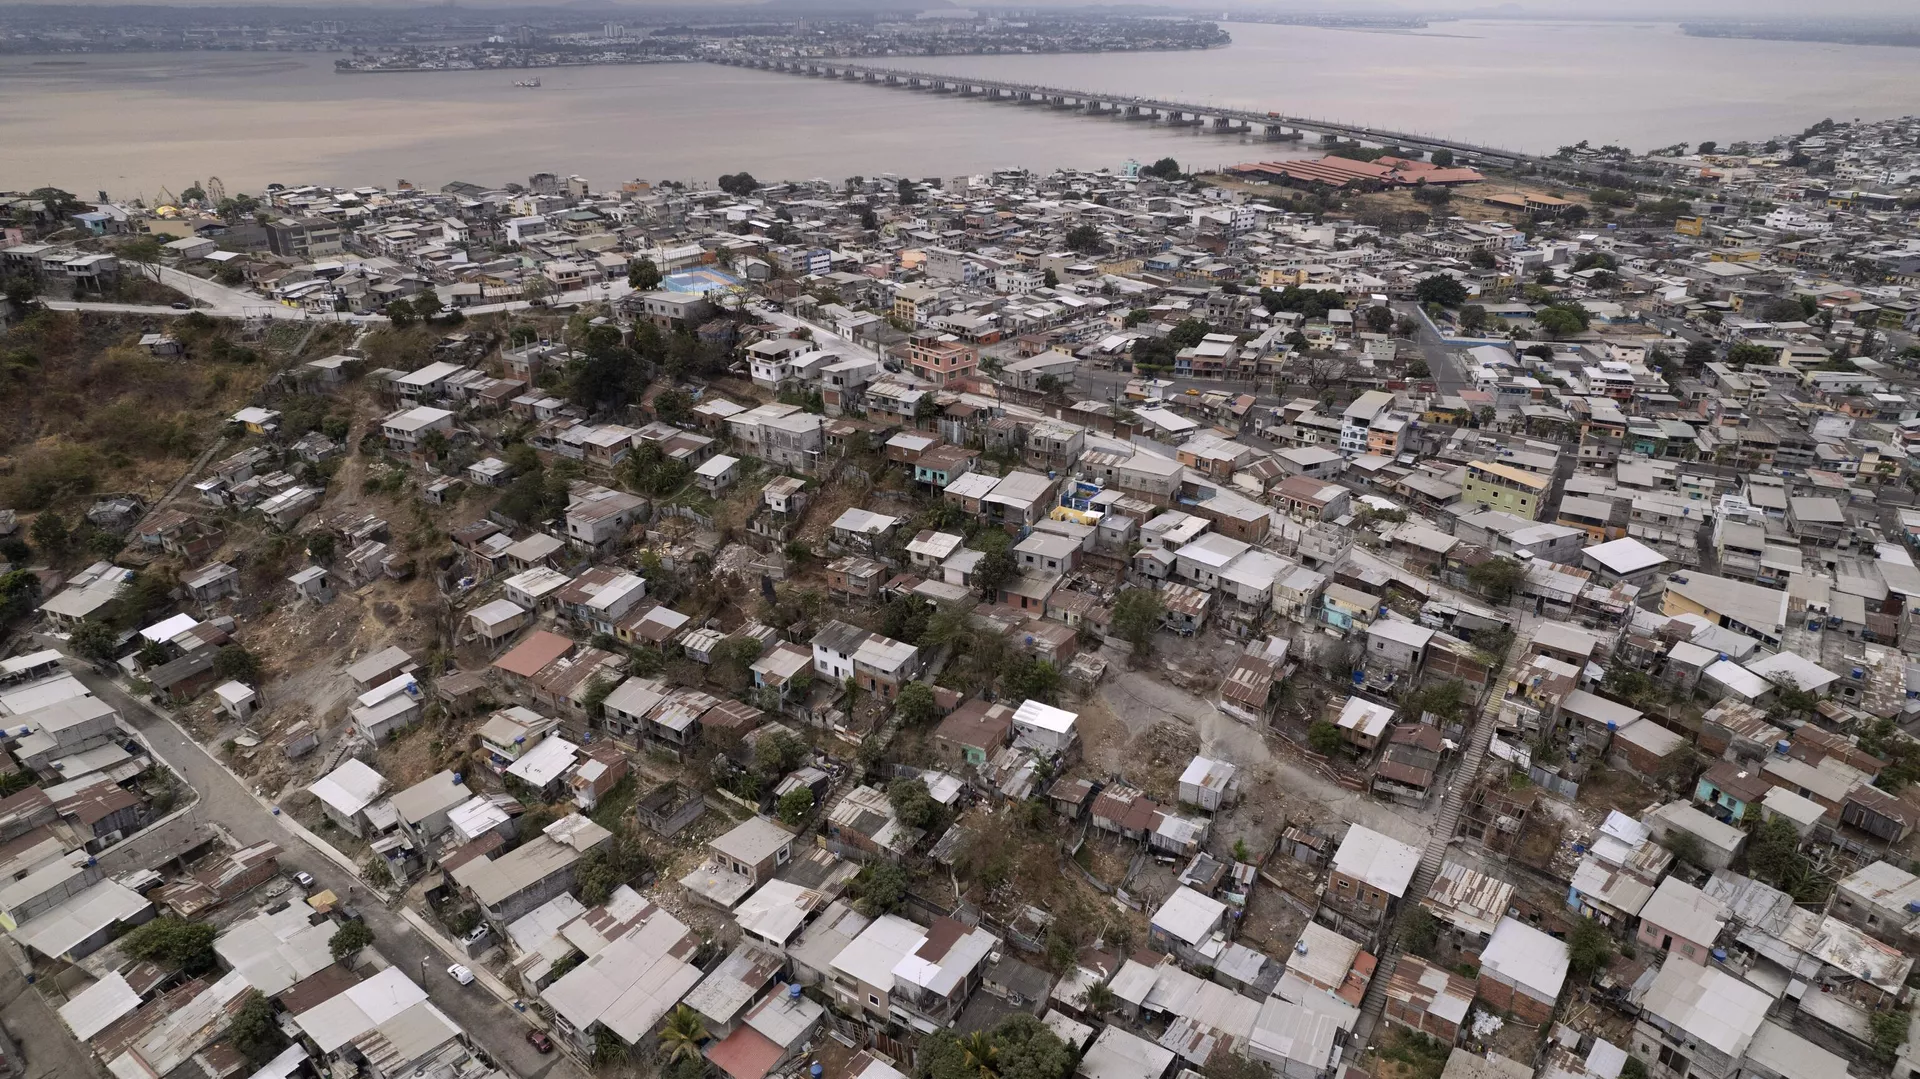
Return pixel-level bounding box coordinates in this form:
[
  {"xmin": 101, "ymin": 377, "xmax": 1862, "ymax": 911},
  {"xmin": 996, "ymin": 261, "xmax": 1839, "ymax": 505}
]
[{"xmin": 1352, "ymin": 636, "xmax": 1526, "ymax": 1044}]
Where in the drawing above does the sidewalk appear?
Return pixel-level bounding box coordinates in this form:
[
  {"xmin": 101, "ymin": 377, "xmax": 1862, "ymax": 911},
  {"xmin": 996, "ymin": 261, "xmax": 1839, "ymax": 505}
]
[
  {"xmin": 56, "ymin": 652, "xmax": 393, "ymax": 899},
  {"xmin": 397, "ymin": 907, "xmax": 549, "ymax": 1030}
]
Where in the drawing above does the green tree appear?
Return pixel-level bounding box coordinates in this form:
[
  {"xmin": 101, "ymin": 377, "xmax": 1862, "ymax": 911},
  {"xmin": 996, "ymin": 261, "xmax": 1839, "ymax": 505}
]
[
  {"xmin": 120, "ymin": 235, "xmax": 164, "ymax": 264},
  {"xmin": 1468, "ymin": 557, "xmax": 1528, "ymax": 602},
  {"xmin": 627, "ymin": 257, "xmax": 663, "ymax": 291},
  {"xmin": 577, "ymin": 835, "xmax": 655, "ymax": 906},
  {"xmin": 921, "ymin": 1015, "xmax": 1072, "ymax": 1079},
  {"xmin": 213, "ymin": 646, "xmax": 263, "ymax": 685},
  {"xmin": 386, "ymin": 298, "xmax": 415, "ymax": 327},
  {"xmin": 225, "ymin": 991, "xmax": 288, "ymax": 1066},
  {"xmin": 1110, "ymin": 588, "xmax": 1163, "ymax": 651},
  {"xmin": 972, "ymin": 532, "xmax": 1018, "ymax": 597},
  {"xmin": 1142, "ymin": 157, "xmax": 1182, "ymax": 180},
  {"xmin": 1168, "ymin": 317, "xmax": 1212, "ymax": 348},
  {"xmin": 752, "ymin": 729, "xmax": 808, "ymax": 780},
  {"xmin": 716, "ymin": 173, "xmax": 758, "ymax": 197},
  {"xmin": 1566, "ymin": 917, "xmax": 1614, "ymax": 978},
  {"xmin": 1536, "ymin": 305, "xmax": 1588, "ymax": 339},
  {"xmin": 776, "ymin": 786, "xmax": 814, "ymax": 826},
  {"xmin": 1065, "ymin": 224, "xmax": 1102, "ymax": 255},
  {"xmin": 888, "ymin": 777, "xmax": 943, "ymax": 830},
  {"xmin": 658, "ymin": 1004, "xmax": 709, "ymax": 1064},
  {"xmin": 855, "ymin": 860, "xmax": 908, "ymax": 915},
  {"xmin": 1727, "ymin": 342, "xmax": 1776, "ymax": 367},
  {"xmin": 1402, "ymin": 905, "xmax": 1440, "ymax": 959},
  {"xmin": 1870, "ymin": 1008, "xmax": 1909, "ymax": 1065},
  {"xmin": 305, "ymin": 531, "xmax": 336, "ymax": 564},
  {"xmin": 1004, "ymin": 658, "xmax": 1060, "ymax": 704},
  {"xmin": 655, "ymin": 388, "xmax": 692, "ymax": 425},
  {"xmin": 1746, "ymin": 814, "xmax": 1825, "ymax": 901},
  {"xmin": 1429, "ymin": 149, "xmax": 1455, "ymax": 167},
  {"xmin": 1307, "ymin": 721, "xmax": 1342, "ymax": 755},
  {"xmin": 1414, "ymin": 275, "xmax": 1468, "ymax": 307},
  {"xmin": 1457, "ymin": 304, "xmax": 1489, "ymax": 334},
  {"xmin": 897, "ymin": 178, "xmax": 918, "ymax": 205},
  {"xmin": 29, "ymin": 511, "xmax": 70, "ymax": 558},
  {"xmin": 121, "ymin": 916, "xmax": 218, "ymax": 972},
  {"xmin": 30, "ymin": 187, "xmax": 87, "ymax": 219},
  {"xmin": 0, "ymin": 570, "xmax": 42, "ymax": 629},
  {"xmin": 895, "ymin": 681, "xmax": 938, "ymax": 726},
  {"xmin": 957, "ymin": 1030, "xmax": 999, "ymax": 1079},
  {"xmin": 593, "ymin": 1025, "xmax": 630, "ymax": 1064},
  {"xmin": 329, "ymin": 920, "xmax": 374, "ymax": 961},
  {"xmin": 70, "ymin": 619, "xmax": 119, "ymax": 662},
  {"xmin": 407, "ymin": 292, "xmax": 442, "ymax": 323}
]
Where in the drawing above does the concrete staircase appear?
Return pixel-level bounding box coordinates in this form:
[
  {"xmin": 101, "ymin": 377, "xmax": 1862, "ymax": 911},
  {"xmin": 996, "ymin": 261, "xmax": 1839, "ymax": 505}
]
[{"xmin": 1353, "ymin": 636, "xmax": 1526, "ymax": 1044}]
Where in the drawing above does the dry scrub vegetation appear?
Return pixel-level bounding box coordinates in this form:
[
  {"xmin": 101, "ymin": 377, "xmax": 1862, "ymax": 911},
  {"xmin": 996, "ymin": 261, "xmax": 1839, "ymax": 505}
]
[{"xmin": 0, "ymin": 310, "xmax": 285, "ymax": 512}]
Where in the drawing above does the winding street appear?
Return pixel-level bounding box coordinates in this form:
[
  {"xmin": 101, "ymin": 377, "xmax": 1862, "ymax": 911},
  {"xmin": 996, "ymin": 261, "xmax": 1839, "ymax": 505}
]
[{"xmin": 54, "ymin": 658, "xmax": 585, "ymax": 1079}]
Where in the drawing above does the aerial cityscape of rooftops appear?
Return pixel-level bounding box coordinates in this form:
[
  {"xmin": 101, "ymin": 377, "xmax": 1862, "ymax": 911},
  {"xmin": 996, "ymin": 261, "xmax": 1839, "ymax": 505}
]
[{"xmin": 9, "ymin": 8, "xmax": 1920, "ymax": 1079}]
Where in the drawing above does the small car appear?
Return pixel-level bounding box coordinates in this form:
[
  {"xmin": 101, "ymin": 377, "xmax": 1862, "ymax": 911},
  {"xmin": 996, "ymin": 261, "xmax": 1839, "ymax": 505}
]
[
  {"xmin": 447, "ymin": 964, "xmax": 475, "ymax": 986},
  {"xmin": 462, "ymin": 925, "xmax": 490, "ymax": 945},
  {"xmin": 170, "ymin": 301, "xmax": 190, "ymax": 310},
  {"xmin": 292, "ymin": 871, "xmax": 316, "ymax": 889},
  {"xmin": 525, "ymin": 1030, "xmax": 553, "ymax": 1054}
]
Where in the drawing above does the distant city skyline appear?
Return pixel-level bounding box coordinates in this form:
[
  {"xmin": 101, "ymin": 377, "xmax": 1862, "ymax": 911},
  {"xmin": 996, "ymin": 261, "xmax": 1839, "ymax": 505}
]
[{"xmin": 3, "ymin": 0, "xmax": 1919, "ymax": 16}]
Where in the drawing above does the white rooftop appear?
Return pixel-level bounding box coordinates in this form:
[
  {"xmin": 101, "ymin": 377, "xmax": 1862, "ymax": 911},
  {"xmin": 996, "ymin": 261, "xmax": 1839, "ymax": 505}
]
[
  {"xmin": 308, "ymin": 759, "xmax": 387, "ymax": 816},
  {"xmin": 1640, "ymin": 956, "xmax": 1770, "ymax": 1057},
  {"xmin": 1151, "ymin": 886, "xmax": 1228, "ymax": 947},
  {"xmin": 1012, "ymin": 699, "xmax": 1078, "ymax": 734},
  {"xmin": 1481, "ymin": 917, "xmax": 1570, "ymax": 1001},
  {"xmin": 1583, "ymin": 537, "xmax": 1668, "ymax": 575},
  {"xmin": 504, "ymin": 735, "xmax": 580, "ymax": 787}
]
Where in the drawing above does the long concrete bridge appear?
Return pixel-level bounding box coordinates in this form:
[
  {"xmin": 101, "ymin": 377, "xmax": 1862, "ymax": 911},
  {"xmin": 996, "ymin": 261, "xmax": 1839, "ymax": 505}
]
[{"xmin": 712, "ymin": 55, "xmax": 1552, "ymax": 171}]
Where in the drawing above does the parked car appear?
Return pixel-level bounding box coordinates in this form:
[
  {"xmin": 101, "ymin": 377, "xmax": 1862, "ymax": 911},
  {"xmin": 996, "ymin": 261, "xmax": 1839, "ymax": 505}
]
[
  {"xmin": 447, "ymin": 964, "xmax": 475, "ymax": 986},
  {"xmin": 336, "ymin": 904, "xmax": 363, "ymax": 923},
  {"xmin": 525, "ymin": 1030, "xmax": 553, "ymax": 1054},
  {"xmin": 462, "ymin": 925, "xmax": 490, "ymax": 945},
  {"xmin": 170, "ymin": 301, "xmax": 191, "ymax": 310},
  {"xmin": 292, "ymin": 872, "xmax": 316, "ymax": 889}
]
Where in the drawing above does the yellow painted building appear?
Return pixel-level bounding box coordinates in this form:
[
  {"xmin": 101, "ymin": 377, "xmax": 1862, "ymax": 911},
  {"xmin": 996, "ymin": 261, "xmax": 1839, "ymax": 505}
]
[{"xmin": 1462, "ymin": 460, "xmax": 1551, "ymax": 520}]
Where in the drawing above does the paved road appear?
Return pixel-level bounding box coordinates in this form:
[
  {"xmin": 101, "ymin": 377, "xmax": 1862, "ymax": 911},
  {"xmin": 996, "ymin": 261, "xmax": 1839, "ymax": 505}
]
[
  {"xmin": 41, "ymin": 298, "xmax": 385, "ymax": 324},
  {"xmin": 62, "ymin": 662, "xmax": 583, "ymax": 1079},
  {"xmin": 47, "ymin": 270, "xmax": 633, "ymax": 324},
  {"xmin": 461, "ymin": 279, "xmax": 634, "ymax": 316},
  {"xmin": 1393, "ymin": 301, "xmax": 1470, "ymax": 395}
]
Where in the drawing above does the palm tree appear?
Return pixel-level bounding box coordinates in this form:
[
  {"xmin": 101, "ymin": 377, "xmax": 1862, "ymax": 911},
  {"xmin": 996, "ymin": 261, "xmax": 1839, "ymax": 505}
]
[
  {"xmin": 959, "ymin": 1030, "xmax": 999, "ymax": 1079},
  {"xmin": 658, "ymin": 1004, "xmax": 709, "ymax": 1065},
  {"xmin": 1084, "ymin": 984, "xmax": 1118, "ymax": 1017}
]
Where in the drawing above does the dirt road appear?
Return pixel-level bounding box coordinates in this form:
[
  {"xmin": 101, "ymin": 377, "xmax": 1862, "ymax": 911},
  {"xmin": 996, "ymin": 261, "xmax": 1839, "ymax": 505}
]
[{"xmin": 1095, "ymin": 663, "xmax": 1438, "ymax": 849}]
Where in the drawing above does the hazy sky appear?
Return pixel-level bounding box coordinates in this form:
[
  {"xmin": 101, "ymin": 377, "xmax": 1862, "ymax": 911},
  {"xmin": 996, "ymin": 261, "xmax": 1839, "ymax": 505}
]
[{"xmin": 5, "ymin": 0, "xmax": 1917, "ymax": 16}]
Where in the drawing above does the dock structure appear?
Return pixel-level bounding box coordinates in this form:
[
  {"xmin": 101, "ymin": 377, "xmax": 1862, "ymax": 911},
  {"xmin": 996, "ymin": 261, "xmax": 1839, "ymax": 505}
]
[{"xmin": 711, "ymin": 56, "xmax": 1554, "ymax": 171}]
